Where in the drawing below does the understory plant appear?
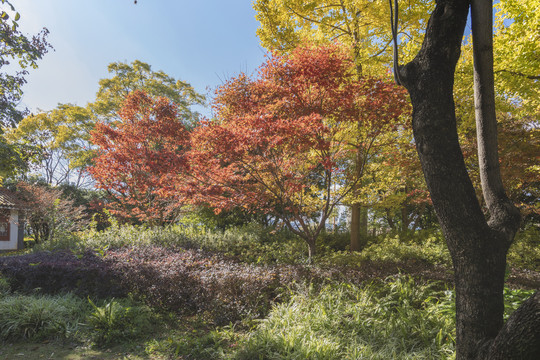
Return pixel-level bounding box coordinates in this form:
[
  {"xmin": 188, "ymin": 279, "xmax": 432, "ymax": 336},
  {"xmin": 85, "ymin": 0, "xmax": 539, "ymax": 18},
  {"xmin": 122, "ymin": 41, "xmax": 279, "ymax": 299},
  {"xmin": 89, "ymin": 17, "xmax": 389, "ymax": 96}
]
[
  {"xmin": 87, "ymin": 297, "xmax": 154, "ymax": 346},
  {"xmin": 232, "ymin": 276, "xmax": 456, "ymax": 360},
  {"xmin": 0, "ymin": 293, "xmax": 89, "ymax": 341}
]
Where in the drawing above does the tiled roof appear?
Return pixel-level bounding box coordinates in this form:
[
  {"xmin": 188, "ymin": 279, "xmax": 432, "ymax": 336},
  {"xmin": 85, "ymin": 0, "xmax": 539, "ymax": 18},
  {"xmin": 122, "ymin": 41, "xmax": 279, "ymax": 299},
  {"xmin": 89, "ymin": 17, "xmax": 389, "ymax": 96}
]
[{"xmin": 0, "ymin": 189, "xmax": 23, "ymax": 209}]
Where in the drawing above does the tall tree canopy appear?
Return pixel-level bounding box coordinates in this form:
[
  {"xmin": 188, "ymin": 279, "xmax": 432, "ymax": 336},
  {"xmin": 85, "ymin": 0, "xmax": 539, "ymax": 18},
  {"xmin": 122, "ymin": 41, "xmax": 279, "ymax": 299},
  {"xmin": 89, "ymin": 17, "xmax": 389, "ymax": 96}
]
[
  {"xmin": 6, "ymin": 104, "xmax": 94, "ymax": 187},
  {"xmin": 253, "ymin": 0, "xmax": 431, "ymax": 75},
  {"xmin": 91, "ymin": 60, "xmax": 205, "ymax": 126}
]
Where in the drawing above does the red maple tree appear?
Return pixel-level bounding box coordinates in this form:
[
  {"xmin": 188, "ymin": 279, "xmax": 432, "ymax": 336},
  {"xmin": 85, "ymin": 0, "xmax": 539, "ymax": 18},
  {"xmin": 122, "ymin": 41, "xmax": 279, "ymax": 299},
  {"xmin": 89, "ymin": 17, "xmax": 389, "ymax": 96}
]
[
  {"xmin": 89, "ymin": 90, "xmax": 189, "ymax": 225},
  {"xmin": 186, "ymin": 43, "xmax": 409, "ymax": 257}
]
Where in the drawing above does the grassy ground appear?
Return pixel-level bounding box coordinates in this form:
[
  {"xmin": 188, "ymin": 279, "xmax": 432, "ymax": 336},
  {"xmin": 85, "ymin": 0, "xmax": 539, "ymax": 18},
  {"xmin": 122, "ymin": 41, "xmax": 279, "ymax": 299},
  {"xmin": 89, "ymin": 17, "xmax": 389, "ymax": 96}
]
[{"xmin": 0, "ymin": 342, "xmax": 149, "ymax": 360}]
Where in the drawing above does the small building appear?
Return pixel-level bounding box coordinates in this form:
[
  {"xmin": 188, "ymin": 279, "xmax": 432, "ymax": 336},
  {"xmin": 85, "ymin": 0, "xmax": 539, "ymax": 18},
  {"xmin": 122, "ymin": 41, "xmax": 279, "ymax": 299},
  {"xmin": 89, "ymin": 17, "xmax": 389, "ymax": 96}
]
[{"xmin": 0, "ymin": 189, "xmax": 25, "ymax": 251}]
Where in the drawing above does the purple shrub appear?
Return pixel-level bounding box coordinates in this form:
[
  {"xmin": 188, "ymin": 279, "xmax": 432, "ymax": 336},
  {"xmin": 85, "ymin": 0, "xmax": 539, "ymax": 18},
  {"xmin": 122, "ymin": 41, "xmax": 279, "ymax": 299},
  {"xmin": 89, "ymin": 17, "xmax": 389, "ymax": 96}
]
[
  {"xmin": 0, "ymin": 251, "xmax": 126, "ymax": 298},
  {"xmin": 104, "ymin": 247, "xmax": 284, "ymax": 324}
]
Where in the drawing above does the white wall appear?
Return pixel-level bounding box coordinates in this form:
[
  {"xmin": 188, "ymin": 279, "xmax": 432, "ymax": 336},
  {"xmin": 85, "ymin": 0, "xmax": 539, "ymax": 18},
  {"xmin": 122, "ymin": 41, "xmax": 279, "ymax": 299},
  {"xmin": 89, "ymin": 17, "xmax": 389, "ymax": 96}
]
[{"xmin": 0, "ymin": 210, "xmax": 19, "ymax": 251}]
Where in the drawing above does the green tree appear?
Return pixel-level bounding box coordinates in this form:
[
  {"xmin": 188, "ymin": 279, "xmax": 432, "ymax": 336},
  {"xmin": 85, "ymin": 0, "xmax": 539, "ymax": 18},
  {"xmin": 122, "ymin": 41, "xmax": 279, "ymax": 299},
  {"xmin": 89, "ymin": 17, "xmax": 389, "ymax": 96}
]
[
  {"xmin": 452, "ymin": 0, "xmax": 540, "ymax": 228},
  {"xmin": 492, "ymin": 0, "xmax": 540, "ymax": 116},
  {"xmin": 91, "ymin": 60, "xmax": 205, "ymax": 127},
  {"xmin": 253, "ymin": 0, "xmax": 431, "ymax": 75},
  {"xmin": 0, "ymin": 0, "xmax": 51, "ymax": 179},
  {"xmin": 6, "ymin": 104, "xmax": 94, "ymax": 187}
]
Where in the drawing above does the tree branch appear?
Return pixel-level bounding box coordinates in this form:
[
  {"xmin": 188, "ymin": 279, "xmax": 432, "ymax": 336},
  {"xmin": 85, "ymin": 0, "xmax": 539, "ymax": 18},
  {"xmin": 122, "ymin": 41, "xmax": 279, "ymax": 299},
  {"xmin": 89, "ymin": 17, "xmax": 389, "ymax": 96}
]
[
  {"xmin": 285, "ymin": 5, "xmax": 350, "ymax": 36},
  {"xmin": 494, "ymin": 69, "xmax": 540, "ymax": 80},
  {"xmin": 471, "ymin": 0, "xmax": 520, "ymax": 242}
]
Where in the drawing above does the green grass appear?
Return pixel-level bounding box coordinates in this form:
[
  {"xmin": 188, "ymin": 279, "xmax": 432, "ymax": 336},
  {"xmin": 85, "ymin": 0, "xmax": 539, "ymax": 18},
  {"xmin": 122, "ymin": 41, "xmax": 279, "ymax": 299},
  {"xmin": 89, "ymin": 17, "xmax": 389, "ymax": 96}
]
[
  {"xmin": 0, "ymin": 341, "xmax": 159, "ymax": 359},
  {"xmin": 0, "ymin": 293, "xmax": 89, "ymax": 341},
  {"xmin": 0, "ymin": 289, "xmax": 159, "ymax": 349},
  {"xmin": 226, "ymin": 279, "xmax": 534, "ymax": 360},
  {"xmin": 230, "ymin": 277, "xmax": 456, "ymax": 360}
]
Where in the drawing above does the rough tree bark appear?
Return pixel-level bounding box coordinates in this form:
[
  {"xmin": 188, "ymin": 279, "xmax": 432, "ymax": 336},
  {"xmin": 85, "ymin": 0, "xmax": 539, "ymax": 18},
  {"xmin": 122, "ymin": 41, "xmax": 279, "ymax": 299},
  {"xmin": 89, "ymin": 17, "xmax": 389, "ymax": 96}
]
[{"xmin": 395, "ymin": 0, "xmax": 538, "ymax": 358}]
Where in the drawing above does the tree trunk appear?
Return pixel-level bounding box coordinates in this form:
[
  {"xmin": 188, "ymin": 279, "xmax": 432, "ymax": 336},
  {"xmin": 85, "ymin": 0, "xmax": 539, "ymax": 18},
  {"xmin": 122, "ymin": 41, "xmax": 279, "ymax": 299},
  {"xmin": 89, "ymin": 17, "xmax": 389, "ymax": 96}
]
[
  {"xmin": 350, "ymin": 204, "xmax": 367, "ymax": 251},
  {"xmin": 385, "ymin": 208, "xmax": 397, "ymax": 231},
  {"xmin": 400, "ymin": 205, "xmax": 410, "ymax": 232},
  {"xmin": 484, "ymin": 291, "xmax": 540, "ymax": 359},
  {"xmin": 471, "ymin": 0, "xmax": 520, "ymax": 232},
  {"xmin": 307, "ymin": 238, "xmax": 316, "ymax": 259},
  {"xmin": 397, "ymin": 0, "xmax": 529, "ymax": 358}
]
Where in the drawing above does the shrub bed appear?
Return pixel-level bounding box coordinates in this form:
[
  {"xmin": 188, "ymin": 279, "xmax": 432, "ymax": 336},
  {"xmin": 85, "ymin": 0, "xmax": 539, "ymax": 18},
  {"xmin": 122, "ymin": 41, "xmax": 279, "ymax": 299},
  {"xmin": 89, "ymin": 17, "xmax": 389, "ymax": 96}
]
[
  {"xmin": 3, "ymin": 238, "xmax": 536, "ymax": 328},
  {"xmin": 1, "ymin": 246, "xmax": 447, "ymax": 324},
  {"xmin": 1, "ymin": 247, "xmax": 300, "ymax": 324}
]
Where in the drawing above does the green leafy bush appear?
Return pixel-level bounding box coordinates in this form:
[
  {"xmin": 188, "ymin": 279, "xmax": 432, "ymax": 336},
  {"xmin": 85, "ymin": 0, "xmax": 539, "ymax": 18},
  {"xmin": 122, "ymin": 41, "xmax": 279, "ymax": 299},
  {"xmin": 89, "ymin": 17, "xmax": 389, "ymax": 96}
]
[
  {"xmin": 362, "ymin": 234, "xmax": 451, "ymax": 265},
  {"xmin": 33, "ymin": 222, "xmax": 309, "ymax": 264},
  {"xmin": 34, "ymin": 222, "xmax": 453, "ymax": 267},
  {"xmin": 87, "ymin": 298, "xmax": 154, "ymax": 346},
  {"xmin": 316, "ymin": 231, "xmax": 451, "ymax": 268}
]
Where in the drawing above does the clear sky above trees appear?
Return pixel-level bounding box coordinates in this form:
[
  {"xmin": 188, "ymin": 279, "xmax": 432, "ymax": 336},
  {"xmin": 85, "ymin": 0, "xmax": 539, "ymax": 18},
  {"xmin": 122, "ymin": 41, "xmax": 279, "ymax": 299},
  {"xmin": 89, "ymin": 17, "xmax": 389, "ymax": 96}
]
[{"xmin": 15, "ymin": 0, "xmax": 266, "ymax": 117}]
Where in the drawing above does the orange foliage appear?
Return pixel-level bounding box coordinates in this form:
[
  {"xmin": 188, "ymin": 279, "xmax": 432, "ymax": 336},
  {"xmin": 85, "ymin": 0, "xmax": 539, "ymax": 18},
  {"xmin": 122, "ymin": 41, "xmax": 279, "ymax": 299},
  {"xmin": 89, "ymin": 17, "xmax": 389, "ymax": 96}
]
[
  {"xmin": 89, "ymin": 91, "xmax": 189, "ymax": 224},
  {"xmin": 185, "ymin": 43, "xmax": 409, "ymax": 249}
]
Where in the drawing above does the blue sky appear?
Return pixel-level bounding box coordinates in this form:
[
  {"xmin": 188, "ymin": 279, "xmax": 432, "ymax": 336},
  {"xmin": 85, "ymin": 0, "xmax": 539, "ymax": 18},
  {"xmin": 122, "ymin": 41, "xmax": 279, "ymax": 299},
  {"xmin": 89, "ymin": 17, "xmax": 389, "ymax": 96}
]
[{"xmin": 14, "ymin": 0, "xmax": 267, "ymax": 117}]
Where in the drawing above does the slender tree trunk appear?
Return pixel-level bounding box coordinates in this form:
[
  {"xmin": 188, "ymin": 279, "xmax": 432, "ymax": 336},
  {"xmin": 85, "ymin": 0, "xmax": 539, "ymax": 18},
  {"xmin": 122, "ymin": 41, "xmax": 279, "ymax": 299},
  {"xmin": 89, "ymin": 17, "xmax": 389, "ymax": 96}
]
[
  {"xmin": 400, "ymin": 185, "xmax": 411, "ymax": 232},
  {"xmin": 471, "ymin": 0, "xmax": 519, "ymax": 231},
  {"xmin": 385, "ymin": 208, "xmax": 397, "ymax": 231},
  {"xmin": 360, "ymin": 206, "xmax": 367, "ymax": 238},
  {"xmin": 397, "ymin": 1, "xmax": 533, "ymax": 358},
  {"xmin": 307, "ymin": 238, "xmax": 316, "ymax": 259},
  {"xmin": 350, "ymin": 204, "xmax": 367, "ymax": 251},
  {"xmin": 350, "ymin": 144, "xmax": 368, "ymax": 251},
  {"xmin": 400, "ymin": 206, "xmax": 410, "ymax": 232}
]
